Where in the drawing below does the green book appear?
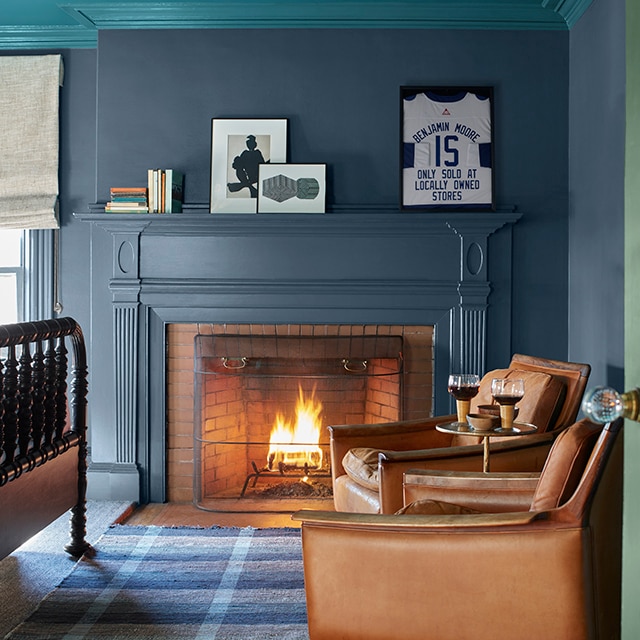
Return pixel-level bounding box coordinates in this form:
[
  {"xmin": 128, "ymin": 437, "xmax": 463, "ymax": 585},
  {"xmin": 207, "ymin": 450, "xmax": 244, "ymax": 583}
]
[{"xmin": 164, "ymin": 169, "xmax": 184, "ymax": 213}]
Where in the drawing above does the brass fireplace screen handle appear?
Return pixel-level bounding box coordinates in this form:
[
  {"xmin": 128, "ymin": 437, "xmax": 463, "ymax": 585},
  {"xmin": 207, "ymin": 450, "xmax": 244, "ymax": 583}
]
[
  {"xmin": 342, "ymin": 359, "xmax": 368, "ymax": 372},
  {"xmin": 222, "ymin": 357, "xmax": 248, "ymax": 369},
  {"xmin": 582, "ymin": 386, "xmax": 640, "ymax": 423},
  {"xmin": 220, "ymin": 357, "xmax": 369, "ymax": 371}
]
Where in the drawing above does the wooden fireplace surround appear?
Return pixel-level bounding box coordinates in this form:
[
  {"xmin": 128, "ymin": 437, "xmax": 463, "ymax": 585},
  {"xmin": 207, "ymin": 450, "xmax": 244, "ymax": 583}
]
[{"xmin": 78, "ymin": 207, "xmax": 520, "ymax": 502}]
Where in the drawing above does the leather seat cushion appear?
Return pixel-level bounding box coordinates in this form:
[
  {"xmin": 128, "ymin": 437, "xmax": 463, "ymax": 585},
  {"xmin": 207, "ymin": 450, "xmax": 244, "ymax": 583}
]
[
  {"xmin": 342, "ymin": 447, "xmax": 391, "ymax": 491},
  {"xmin": 334, "ymin": 475, "xmax": 381, "ymax": 513},
  {"xmin": 395, "ymin": 499, "xmax": 481, "ymax": 515}
]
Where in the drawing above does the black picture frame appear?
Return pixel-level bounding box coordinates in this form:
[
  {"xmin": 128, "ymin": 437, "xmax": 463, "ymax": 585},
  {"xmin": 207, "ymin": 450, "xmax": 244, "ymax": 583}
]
[{"xmin": 400, "ymin": 86, "xmax": 495, "ymax": 211}]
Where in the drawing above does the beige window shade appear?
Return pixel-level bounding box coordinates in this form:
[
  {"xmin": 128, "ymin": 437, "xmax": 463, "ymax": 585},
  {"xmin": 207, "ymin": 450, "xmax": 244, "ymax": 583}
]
[{"xmin": 0, "ymin": 55, "xmax": 63, "ymax": 229}]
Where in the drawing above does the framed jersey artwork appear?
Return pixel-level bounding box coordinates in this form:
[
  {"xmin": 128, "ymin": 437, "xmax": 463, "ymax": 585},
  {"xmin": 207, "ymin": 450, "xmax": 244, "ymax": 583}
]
[{"xmin": 400, "ymin": 86, "xmax": 494, "ymax": 211}]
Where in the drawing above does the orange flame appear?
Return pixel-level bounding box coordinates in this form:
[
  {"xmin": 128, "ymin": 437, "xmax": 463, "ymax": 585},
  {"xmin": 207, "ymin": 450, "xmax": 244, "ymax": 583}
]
[{"xmin": 267, "ymin": 386, "xmax": 323, "ymax": 469}]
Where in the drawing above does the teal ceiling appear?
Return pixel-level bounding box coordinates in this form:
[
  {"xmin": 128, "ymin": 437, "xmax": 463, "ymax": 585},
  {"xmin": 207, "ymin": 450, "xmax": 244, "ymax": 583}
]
[{"xmin": 0, "ymin": 0, "xmax": 594, "ymax": 49}]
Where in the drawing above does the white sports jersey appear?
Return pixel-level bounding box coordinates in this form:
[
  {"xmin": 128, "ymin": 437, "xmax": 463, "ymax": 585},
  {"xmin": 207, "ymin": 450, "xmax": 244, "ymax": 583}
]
[{"xmin": 403, "ymin": 90, "xmax": 492, "ymax": 209}]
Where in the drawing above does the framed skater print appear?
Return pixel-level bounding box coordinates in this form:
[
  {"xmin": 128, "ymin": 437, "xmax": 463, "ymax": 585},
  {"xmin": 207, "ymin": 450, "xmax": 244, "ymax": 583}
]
[
  {"xmin": 400, "ymin": 86, "xmax": 494, "ymax": 211},
  {"xmin": 210, "ymin": 118, "xmax": 288, "ymax": 213},
  {"xmin": 258, "ymin": 164, "xmax": 326, "ymax": 213}
]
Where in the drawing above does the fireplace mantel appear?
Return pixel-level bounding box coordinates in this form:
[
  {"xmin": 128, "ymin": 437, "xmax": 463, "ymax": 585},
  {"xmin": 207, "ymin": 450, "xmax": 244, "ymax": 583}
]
[{"xmin": 77, "ymin": 206, "xmax": 521, "ymax": 502}]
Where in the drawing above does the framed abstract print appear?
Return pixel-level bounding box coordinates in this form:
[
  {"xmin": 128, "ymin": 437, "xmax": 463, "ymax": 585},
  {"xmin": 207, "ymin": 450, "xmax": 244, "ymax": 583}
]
[{"xmin": 257, "ymin": 164, "xmax": 326, "ymax": 213}]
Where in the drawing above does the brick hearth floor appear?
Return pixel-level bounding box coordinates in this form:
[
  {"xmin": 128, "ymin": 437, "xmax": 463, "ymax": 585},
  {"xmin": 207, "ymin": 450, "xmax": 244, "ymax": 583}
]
[{"xmin": 122, "ymin": 502, "xmax": 302, "ymax": 528}]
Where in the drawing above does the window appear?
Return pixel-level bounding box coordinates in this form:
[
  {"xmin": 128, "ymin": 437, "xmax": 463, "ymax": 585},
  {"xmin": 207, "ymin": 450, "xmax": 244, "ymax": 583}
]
[
  {"xmin": 0, "ymin": 228, "xmax": 24, "ymax": 324},
  {"xmin": 0, "ymin": 229, "xmax": 57, "ymax": 324}
]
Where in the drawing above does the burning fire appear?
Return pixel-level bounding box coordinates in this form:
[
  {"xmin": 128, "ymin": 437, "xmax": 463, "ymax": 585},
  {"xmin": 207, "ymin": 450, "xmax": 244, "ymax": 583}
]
[{"xmin": 267, "ymin": 386, "xmax": 324, "ymax": 470}]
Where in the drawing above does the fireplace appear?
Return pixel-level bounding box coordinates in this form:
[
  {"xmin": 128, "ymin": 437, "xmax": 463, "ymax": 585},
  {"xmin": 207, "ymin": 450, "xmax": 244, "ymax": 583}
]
[
  {"xmin": 79, "ymin": 208, "xmax": 520, "ymax": 503},
  {"xmin": 191, "ymin": 327, "xmax": 432, "ymax": 511},
  {"xmin": 167, "ymin": 322, "xmax": 434, "ymax": 508}
]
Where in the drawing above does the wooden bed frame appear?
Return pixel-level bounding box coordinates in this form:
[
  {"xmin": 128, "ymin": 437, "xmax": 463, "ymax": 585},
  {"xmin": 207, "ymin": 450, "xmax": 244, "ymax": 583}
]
[{"xmin": 0, "ymin": 317, "xmax": 90, "ymax": 560}]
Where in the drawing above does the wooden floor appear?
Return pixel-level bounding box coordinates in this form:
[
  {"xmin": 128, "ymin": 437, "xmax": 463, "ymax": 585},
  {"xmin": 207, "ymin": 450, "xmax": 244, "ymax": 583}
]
[{"xmin": 121, "ymin": 502, "xmax": 313, "ymax": 528}]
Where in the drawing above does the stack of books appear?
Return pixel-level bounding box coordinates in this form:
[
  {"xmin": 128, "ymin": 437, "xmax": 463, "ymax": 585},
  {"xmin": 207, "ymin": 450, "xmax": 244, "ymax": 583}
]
[
  {"xmin": 105, "ymin": 187, "xmax": 149, "ymax": 213},
  {"xmin": 148, "ymin": 169, "xmax": 184, "ymax": 213}
]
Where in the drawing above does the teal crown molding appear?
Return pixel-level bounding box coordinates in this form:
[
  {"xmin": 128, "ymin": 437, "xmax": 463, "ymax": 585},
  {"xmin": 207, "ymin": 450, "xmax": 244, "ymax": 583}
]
[
  {"xmin": 0, "ymin": 25, "xmax": 96, "ymax": 50},
  {"xmin": 0, "ymin": 0, "xmax": 594, "ymax": 50},
  {"xmin": 62, "ymin": 1, "xmax": 592, "ymax": 30},
  {"xmin": 542, "ymin": 0, "xmax": 594, "ymax": 28}
]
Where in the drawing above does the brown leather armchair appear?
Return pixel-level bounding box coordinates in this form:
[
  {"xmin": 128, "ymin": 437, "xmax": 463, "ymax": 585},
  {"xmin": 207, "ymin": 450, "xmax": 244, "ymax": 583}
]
[
  {"xmin": 294, "ymin": 417, "xmax": 623, "ymax": 640},
  {"xmin": 330, "ymin": 354, "xmax": 591, "ymax": 514}
]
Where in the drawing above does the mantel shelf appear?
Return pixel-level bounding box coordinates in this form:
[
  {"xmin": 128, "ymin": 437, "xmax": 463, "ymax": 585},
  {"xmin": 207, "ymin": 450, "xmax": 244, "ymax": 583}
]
[{"xmin": 75, "ymin": 205, "xmax": 521, "ymax": 238}]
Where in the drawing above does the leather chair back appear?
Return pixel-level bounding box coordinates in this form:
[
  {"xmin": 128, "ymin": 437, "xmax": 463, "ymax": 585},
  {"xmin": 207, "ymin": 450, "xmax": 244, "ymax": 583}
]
[
  {"xmin": 468, "ymin": 367, "xmax": 565, "ymax": 433},
  {"xmin": 509, "ymin": 353, "xmax": 590, "ymax": 429},
  {"xmin": 530, "ymin": 418, "xmax": 602, "ymax": 511}
]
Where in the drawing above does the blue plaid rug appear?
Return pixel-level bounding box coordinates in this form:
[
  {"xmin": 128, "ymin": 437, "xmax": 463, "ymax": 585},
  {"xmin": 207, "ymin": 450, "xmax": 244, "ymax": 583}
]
[{"xmin": 6, "ymin": 525, "xmax": 309, "ymax": 639}]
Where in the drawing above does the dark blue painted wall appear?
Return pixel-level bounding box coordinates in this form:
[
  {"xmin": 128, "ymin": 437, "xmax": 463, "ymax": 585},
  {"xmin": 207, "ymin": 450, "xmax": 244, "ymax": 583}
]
[
  {"xmin": 568, "ymin": 0, "xmax": 625, "ymax": 390},
  {"xmin": 53, "ymin": 28, "xmax": 582, "ymax": 498},
  {"xmin": 94, "ymin": 30, "xmax": 568, "ymax": 211},
  {"xmin": 84, "ymin": 28, "xmax": 570, "ymax": 365},
  {"xmin": 58, "ymin": 48, "xmax": 96, "ymax": 348}
]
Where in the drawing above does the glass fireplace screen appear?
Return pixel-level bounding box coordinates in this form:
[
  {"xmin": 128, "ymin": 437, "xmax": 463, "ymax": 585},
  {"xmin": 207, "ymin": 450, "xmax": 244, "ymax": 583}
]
[{"xmin": 194, "ymin": 334, "xmax": 403, "ymax": 512}]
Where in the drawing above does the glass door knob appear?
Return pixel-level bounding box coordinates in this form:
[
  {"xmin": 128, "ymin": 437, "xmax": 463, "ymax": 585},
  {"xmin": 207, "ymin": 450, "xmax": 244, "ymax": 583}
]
[{"xmin": 582, "ymin": 386, "xmax": 640, "ymax": 423}]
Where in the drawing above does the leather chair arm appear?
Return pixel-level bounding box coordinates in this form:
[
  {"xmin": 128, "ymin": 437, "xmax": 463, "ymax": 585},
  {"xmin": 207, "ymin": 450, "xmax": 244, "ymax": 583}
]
[
  {"xmin": 376, "ymin": 431, "xmax": 557, "ymax": 514},
  {"xmin": 329, "ymin": 415, "xmax": 455, "ymax": 480},
  {"xmin": 329, "ymin": 415, "xmax": 454, "ymax": 442},
  {"xmin": 377, "ymin": 429, "xmax": 557, "ymax": 464},
  {"xmin": 403, "ymin": 469, "xmax": 539, "ymax": 513},
  {"xmin": 292, "ymin": 508, "xmax": 542, "ymax": 530}
]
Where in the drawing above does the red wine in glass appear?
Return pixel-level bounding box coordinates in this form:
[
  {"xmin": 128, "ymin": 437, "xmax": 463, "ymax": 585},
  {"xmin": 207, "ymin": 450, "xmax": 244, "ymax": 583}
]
[
  {"xmin": 492, "ymin": 394, "xmax": 521, "ymax": 405},
  {"xmin": 448, "ymin": 385, "xmax": 481, "ymax": 401},
  {"xmin": 448, "ymin": 374, "xmax": 480, "ymax": 423},
  {"xmin": 491, "ymin": 378, "xmax": 525, "ymax": 430}
]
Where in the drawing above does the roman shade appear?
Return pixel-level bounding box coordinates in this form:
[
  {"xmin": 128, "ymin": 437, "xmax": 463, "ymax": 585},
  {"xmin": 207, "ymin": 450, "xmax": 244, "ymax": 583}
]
[{"xmin": 0, "ymin": 55, "xmax": 63, "ymax": 229}]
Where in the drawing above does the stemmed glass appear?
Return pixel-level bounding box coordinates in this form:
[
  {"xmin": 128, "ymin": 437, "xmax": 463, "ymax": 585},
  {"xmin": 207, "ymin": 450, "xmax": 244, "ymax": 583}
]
[
  {"xmin": 491, "ymin": 378, "xmax": 525, "ymax": 431},
  {"xmin": 447, "ymin": 374, "xmax": 480, "ymax": 424}
]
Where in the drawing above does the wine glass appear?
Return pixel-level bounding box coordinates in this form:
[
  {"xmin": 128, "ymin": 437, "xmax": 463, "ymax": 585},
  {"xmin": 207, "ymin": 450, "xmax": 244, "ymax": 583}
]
[
  {"xmin": 447, "ymin": 374, "xmax": 480, "ymax": 424},
  {"xmin": 491, "ymin": 378, "xmax": 525, "ymax": 431}
]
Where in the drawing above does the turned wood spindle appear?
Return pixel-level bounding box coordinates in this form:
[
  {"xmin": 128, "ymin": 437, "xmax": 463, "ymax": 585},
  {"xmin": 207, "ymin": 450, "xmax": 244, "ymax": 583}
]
[
  {"xmin": 30, "ymin": 341, "xmax": 46, "ymax": 450},
  {"xmin": 2, "ymin": 346, "xmax": 19, "ymax": 464},
  {"xmin": 54, "ymin": 337, "xmax": 68, "ymax": 440},
  {"xmin": 42, "ymin": 338, "xmax": 57, "ymax": 446},
  {"xmin": 17, "ymin": 343, "xmax": 33, "ymax": 458}
]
